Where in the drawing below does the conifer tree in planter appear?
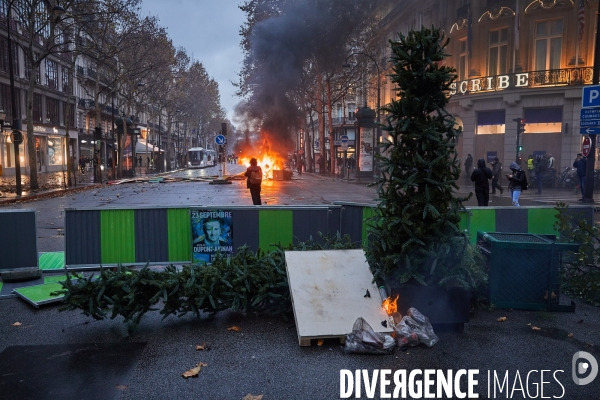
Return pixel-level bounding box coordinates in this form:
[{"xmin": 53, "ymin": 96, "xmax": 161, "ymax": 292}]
[{"xmin": 365, "ymin": 27, "xmax": 485, "ymax": 327}]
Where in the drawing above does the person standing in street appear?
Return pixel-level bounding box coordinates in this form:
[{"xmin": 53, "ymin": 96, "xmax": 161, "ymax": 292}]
[
  {"xmin": 471, "ymin": 158, "xmax": 493, "ymax": 206},
  {"xmin": 573, "ymin": 153, "xmax": 587, "ymax": 201},
  {"xmin": 245, "ymin": 158, "xmax": 263, "ymax": 205},
  {"xmin": 464, "ymin": 154, "xmax": 473, "ymax": 180},
  {"xmin": 507, "ymin": 162, "xmax": 527, "ymax": 206},
  {"xmin": 548, "ymin": 154, "xmax": 555, "ymax": 169},
  {"xmin": 534, "ymin": 157, "xmax": 544, "ymax": 195},
  {"xmin": 490, "ymin": 157, "xmax": 503, "ymax": 195}
]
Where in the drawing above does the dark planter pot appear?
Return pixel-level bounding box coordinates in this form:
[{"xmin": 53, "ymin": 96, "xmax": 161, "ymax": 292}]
[{"xmin": 384, "ymin": 280, "xmax": 471, "ymax": 332}]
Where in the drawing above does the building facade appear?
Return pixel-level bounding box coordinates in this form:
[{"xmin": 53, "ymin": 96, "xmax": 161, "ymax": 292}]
[
  {"xmin": 0, "ymin": 7, "xmax": 77, "ymax": 178},
  {"xmin": 375, "ymin": 0, "xmax": 596, "ymax": 173}
]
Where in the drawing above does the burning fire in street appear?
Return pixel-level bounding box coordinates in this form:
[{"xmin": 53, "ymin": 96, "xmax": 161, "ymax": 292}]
[
  {"xmin": 382, "ymin": 295, "xmax": 399, "ymax": 316},
  {"xmin": 235, "ymin": 132, "xmax": 293, "ymax": 179},
  {"xmin": 239, "ymin": 153, "xmax": 283, "ymax": 179}
]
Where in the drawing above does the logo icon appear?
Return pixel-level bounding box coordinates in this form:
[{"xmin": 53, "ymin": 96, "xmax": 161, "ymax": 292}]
[{"xmin": 572, "ymin": 351, "xmax": 598, "ymax": 385}]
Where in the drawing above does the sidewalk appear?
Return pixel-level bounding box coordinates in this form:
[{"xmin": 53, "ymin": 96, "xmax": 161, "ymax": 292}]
[{"xmin": 0, "ymin": 168, "xmax": 165, "ymax": 204}]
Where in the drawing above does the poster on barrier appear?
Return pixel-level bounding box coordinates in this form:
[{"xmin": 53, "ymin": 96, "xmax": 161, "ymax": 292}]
[{"xmin": 191, "ymin": 209, "xmax": 233, "ymax": 263}]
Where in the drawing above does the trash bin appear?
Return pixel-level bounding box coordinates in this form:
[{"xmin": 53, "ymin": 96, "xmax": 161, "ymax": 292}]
[{"xmin": 477, "ymin": 232, "xmax": 578, "ymax": 311}]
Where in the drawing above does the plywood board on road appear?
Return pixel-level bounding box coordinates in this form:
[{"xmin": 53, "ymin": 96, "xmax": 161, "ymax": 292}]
[{"xmin": 285, "ymin": 249, "xmax": 392, "ymax": 346}]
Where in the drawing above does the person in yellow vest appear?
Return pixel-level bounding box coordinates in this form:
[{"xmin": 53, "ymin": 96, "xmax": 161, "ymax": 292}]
[{"xmin": 527, "ymin": 155, "xmax": 534, "ymax": 181}]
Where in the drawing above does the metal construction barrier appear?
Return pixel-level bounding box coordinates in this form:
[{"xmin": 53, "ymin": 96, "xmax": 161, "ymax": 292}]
[
  {"xmin": 334, "ymin": 203, "xmax": 593, "ymax": 245},
  {"xmin": 63, "ymin": 204, "xmax": 593, "ymax": 269},
  {"xmin": 64, "ymin": 206, "xmax": 342, "ymax": 268},
  {"xmin": 0, "ymin": 209, "xmax": 38, "ymax": 272}
]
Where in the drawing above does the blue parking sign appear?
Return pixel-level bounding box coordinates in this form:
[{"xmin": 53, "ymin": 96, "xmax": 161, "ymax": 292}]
[{"xmin": 582, "ymin": 85, "xmax": 600, "ymax": 108}]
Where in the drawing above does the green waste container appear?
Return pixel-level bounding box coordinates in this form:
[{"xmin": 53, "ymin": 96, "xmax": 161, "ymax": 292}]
[{"xmin": 477, "ymin": 232, "xmax": 578, "ymax": 311}]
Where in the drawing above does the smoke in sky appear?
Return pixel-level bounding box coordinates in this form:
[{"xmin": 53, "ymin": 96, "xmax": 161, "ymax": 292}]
[{"xmin": 234, "ymin": 0, "xmax": 375, "ymax": 156}]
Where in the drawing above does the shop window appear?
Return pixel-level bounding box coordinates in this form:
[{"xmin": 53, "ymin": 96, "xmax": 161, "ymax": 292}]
[
  {"xmin": 476, "ymin": 110, "xmax": 506, "ymax": 135},
  {"xmin": 2, "ymin": 138, "xmax": 24, "ymax": 168},
  {"xmin": 523, "ymin": 107, "xmax": 562, "ymax": 133},
  {"xmin": 535, "ymin": 19, "xmax": 562, "ymax": 70},
  {"xmin": 489, "ymin": 28, "xmax": 508, "ymax": 76},
  {"xmin": 47, "ymin": 136, "xmax": 63, "ymax": 166}
]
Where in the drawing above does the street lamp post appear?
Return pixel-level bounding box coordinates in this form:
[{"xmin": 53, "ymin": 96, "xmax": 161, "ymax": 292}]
[{"xmin": 343, "ymin": 52, "xmax": 381, "ymax": 179}]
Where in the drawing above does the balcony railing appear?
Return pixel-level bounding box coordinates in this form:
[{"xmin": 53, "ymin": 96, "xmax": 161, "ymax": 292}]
[
  {"xmin": 528, "ymin": 67, "xmax": 592, "ymax": 87},
  {"xmin": 75, "ymin": 66, "xmax": 97, "ymax": 80},
  {"xmin": 331, "ymin": 116, "xmax": 357, "ymax": 126},
  {"xmin": 78, "ymin": 99, "xmax": 119, "ymax": 115}
]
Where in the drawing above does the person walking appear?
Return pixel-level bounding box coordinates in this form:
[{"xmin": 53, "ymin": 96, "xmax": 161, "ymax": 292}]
[
  {"xmin": 573, "ymin": 153, "xmax": 587, "ymax": 201},
  {"xmin": 245, "ymin": 158, "xmax": 263, "ymax": 205},
  {"xmin": 506, "ymin": 161, "xmax": 527, "ymax": 206},
  {"xmin": 471, "ymin": 158, "xmax": 493, "ymax": 206},
  {"xmin": 490, "ymin": 157, "xmax": 503, "ymax": 195}
]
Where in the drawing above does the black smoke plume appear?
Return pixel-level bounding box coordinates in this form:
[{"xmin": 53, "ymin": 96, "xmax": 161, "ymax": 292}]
[{"xmin": 234, "ymin": 0, "xmax": 375, "ymax": 157}]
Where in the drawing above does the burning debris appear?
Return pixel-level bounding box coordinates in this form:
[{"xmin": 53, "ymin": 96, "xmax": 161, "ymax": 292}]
[{"xmin": 378, "ymin": 286, "xmax": 401, "ymax": 328}]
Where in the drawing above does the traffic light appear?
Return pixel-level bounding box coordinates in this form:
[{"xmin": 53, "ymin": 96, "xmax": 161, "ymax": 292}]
[
  {"xmin": 514, "ymin": 118, "xmax": 526, "ymax": 136},
  {"xmin": 518, "ymin": 145, "xmax": 523, "ymax": 152}
]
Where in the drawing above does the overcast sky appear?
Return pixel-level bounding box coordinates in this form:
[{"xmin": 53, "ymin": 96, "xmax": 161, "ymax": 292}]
[{"xmin": 139, "ymin": 0, "xmax": 246, "ymax": 124}]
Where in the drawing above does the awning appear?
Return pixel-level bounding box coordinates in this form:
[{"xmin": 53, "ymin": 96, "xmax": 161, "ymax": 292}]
[{"xmin": 135, "ymin": 139, "xmax": 163, "ymax": 154}]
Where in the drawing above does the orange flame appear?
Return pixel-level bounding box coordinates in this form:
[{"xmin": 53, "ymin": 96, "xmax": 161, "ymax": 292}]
[
  {"xmin": 381, "ymin": 295, "xmax": 399, "ymax": 316},
  {"xmin": 239, "ymin": 153, "xmax": 286, "ymax": 179}
]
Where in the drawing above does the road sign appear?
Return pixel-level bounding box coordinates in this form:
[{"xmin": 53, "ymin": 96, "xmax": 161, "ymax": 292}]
[
  {"xmin": 341, "ymin": 142, "xmax": 348, "ymax": 150},
  {"xmin": 580, "ymin": 127, "xmax": 600, "ymax": 135},
  {"xmin": 580, "ymin": 119, "xmax": 600, "ymax": 127},
  {"xmin": 580, "ymin": 107, "xmax": 600, "ymax": 124},
  {"xmin": 215, "ymin": 135, "xmax": 226, "ymax": 145},
  {"xmin": 340, "ymin": 135, "xmax": 349, "ymax": 143},
  {"xmin": 582, "ymin": 85, "xmax": 600, "ymax": 108},
  {"xmin": 582, "ymin": 136, "xmax": 591, "ymax": 157}
]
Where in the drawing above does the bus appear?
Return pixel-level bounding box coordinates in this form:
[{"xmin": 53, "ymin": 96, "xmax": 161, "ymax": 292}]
[{"xmin": 186, "ymin": 147, "xmax": 217, "ymax": 168}]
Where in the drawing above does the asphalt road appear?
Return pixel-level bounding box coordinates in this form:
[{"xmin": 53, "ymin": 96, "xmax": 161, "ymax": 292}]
[{"xmin": 0, "ymin": 166, "xmax": 599, "ymax": 399}]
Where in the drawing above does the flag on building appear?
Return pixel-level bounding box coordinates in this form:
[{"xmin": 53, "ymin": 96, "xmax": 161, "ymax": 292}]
[
  {"xmin": 514, "ymin": 0, "xmax": 520, "ymax": 51},
  {"xmin": 579, "ymin": 0, "xmax": 585, "ymax": 43},
  {"xmin": 467, "ymin": 4, "xmax": 473, "ymax": 58}
]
